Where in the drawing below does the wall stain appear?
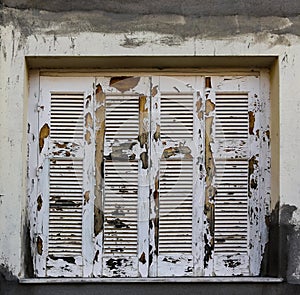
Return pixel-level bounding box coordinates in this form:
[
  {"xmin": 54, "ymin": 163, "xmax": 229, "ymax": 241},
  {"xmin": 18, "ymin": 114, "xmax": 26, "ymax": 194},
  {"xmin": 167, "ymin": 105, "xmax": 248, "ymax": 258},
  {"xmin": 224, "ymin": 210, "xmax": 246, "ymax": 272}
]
[{"xmin": 107, "ymin": 218, "xmax": 129, "ymax": 229}]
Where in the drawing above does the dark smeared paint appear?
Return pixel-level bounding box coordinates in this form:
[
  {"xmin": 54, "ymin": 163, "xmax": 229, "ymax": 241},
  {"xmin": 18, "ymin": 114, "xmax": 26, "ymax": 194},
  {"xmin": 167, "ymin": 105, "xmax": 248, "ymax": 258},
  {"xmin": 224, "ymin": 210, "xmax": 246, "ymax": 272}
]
[
  {"xmin": 94, "ymin": 207, "xmax": 104, "ymax": 236},
  {"xmin": 162, "ymin": 257, "xmax": 180, "ymax": 264},
  {"xmin": 107, "ymin": 218, "xmax": 129, "ymax": 229},
  {"xmin": 93, "ymin": 250, "xmax": 99, "ymax": 263},
  {"xmin": 140, "ymin": 152, "xmax": 148, "ymax": 169},
  {"xmin": 204, "ymin": 233, "xmax": 213, "ymax": 269},
  {"xmin": 139, "ymin": 252, "xmax": 146, "ymax": 264},
  {"xmin": 48, "ymin": 255, "xmax": 75, "ymax": 264},
  {"xmin": 224, "ymin": 258, "xmax": 242, "ymax": 268}
]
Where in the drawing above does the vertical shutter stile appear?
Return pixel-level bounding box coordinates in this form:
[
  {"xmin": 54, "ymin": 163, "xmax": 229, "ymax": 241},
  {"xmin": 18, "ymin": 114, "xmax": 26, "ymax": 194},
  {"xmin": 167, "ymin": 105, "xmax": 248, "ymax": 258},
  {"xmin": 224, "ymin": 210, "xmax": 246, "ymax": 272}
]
[{"xmin": 192, "ymin": 77, "xmax": 206, "ymax": 276}]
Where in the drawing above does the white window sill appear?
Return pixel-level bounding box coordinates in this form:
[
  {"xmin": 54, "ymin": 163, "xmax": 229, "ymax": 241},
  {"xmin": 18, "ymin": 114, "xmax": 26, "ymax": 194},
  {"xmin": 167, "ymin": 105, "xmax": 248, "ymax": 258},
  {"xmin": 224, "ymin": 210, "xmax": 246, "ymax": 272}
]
[{"xmin": 19, "ymin": 277, "xmax": 284, "ymax": 284}]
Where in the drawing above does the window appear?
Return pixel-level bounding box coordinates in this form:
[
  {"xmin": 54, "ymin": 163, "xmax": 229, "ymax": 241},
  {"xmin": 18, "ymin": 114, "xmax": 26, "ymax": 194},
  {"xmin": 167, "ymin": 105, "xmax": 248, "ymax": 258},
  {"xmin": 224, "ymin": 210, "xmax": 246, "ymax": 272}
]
[{"xmin": 28, "ymin": 73, "xmax": 270, "ymax": 278}]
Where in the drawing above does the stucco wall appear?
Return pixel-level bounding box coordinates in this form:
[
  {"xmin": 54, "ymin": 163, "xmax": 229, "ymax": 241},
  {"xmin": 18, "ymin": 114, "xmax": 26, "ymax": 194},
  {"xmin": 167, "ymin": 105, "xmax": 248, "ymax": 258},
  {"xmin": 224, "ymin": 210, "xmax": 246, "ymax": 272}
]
[{"xmin": 0, "ymin": 0, "xmax": 300, "ymax": 290}]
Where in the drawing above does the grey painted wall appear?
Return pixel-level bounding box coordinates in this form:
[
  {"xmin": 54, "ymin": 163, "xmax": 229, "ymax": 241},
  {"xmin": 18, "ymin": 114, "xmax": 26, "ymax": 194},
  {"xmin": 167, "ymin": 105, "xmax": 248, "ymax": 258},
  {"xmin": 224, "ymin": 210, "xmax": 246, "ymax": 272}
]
[{"xmin": 1, "ymin": 0, "xmax": 300, "ymax": 292}]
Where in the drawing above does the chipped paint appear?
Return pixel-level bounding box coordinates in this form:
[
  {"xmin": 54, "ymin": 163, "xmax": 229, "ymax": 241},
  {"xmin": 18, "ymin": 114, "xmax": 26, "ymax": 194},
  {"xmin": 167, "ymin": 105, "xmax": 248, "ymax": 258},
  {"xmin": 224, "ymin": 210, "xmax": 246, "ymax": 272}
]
[
  {"xmin": 109, "ymin": 76, "xmax": 140, "ymax": 93},
  {"xmin": 37, "ymin": 236, "xmax": 43, "ymax": 255},
  {"xmin": 249, "ymin": 111, "xmax": 255, "ymax": 135},
  {"xmin": 94, "ymin": 84, "xmax": 106, "ymax": 237},
  {"xmin": 37, "ymin": 195, "xmax": 42, "ymax": 211},
  {"xmin": 39, "ymin": 123, "xmax": 50, "ymax": 152},
  {"xmin": 203, "ymin": 79, "xmax": 215, "ymax": 271}
]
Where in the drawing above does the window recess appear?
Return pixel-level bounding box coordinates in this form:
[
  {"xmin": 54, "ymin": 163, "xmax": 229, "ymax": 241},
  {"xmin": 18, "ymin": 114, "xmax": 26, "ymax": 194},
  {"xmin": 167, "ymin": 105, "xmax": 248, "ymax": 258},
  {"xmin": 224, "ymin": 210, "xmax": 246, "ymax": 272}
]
[{"xmin": 28, "ymin": 74, "xmax": 270, "ymax": 278}]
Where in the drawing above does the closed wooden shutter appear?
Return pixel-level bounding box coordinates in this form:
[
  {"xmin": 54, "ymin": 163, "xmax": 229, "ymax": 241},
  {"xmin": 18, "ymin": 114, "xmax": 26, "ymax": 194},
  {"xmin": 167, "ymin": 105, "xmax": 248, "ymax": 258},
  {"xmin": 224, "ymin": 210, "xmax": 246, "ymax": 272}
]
[
  {"xmin": 205, "ymin": 76, "xmax": 266, "ymax": 276},
  {"xmin": 99, "ymin": 77, "xmax": 151, "ymax": 277},
  {"xmin": 36, "ymin": 77, "xmax": 94, "ymax": 277},
  {"xmin": 31, "ymin": 74, "xmax": 270, "ymax": 278},
  {"xmin": 150, "ymin": 76, "xmax": 203, "ymax": 277}
]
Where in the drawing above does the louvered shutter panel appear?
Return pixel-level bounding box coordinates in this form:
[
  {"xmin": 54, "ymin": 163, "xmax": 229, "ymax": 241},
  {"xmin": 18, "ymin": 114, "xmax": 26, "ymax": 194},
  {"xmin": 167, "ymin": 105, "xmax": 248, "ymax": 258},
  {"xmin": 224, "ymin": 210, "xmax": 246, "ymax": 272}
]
[
  {"xmin": 206, "ymin": 76, "xmax": 262, "ymax": 276},
  {"xmin": 99, "ymin": 77, "xmax": 150, "ymax": 277},
  {"xmin": 37, "ymin": 77, "xmax": 94, "ymax": 277},
  {"xmin": 150, "ymin": 76, "xmax": 203, "ymax": 277}
]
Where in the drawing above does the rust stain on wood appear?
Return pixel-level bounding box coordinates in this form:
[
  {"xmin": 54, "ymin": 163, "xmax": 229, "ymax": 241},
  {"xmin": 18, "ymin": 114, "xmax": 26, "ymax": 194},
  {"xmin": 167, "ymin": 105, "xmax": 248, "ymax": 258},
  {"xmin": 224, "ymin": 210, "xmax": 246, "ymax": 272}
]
[
  {"xmin": 84, "ymin": 191, "xmax": 90, "ymax": 205},
  {"xmin": 109, "ymin": 76, "xmax": 140, "ymax": 92},
  {"xmin": 205, "ymin": 77, "xmax": 212, "ymax": 88},
  {"xmin": 85, "ymin": 130, "xmax": 91, "ymax": 144},
  {"xmin": 37, "ymin": 236, "xmax": 43, "ymax": 255},
  {"xmin": 140, "ymin": 152, "xmax": 148, "ymax": 169},
  {"xmin": 153, "ymin": 124, "xmax": 160, "ymax": 142},
  {"xmin": 249, "ymin": 111, "xmax": 255, "ymax": 135},
  {"xmin": 37, "ymin": 195, "xmax": 43, "ymax": 211},
  {"xmin": 196, "ymin": 98, "xmax": 203, "ymax": 120},
  {"xmin": 204, "ymin": 115, "xmax": 215, "ymax": 264},
  {"xmin": 152, "ymin": 86, "xmax": 158, "ymax": 97},
  {"xmin": 85, "ymin": 112, "xmax": 93, "ymax": 128},
  {"xmin": 94, "ymin": 84, "xmax": 106, "ymax": 236},
  {"xmin": 39, "ymin": 123, "xmax": 50, "ymax": 153},
  {"xmin": 205, "ymin": 99, "xmax": 215, "ymax": 116},
  {"xmin": 162, "ymin": 146, "xmax": 192, "ymax": 159},
  {"xmin": 139, "ymin": 95, "xmax": 148, "ymax": 148}
]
